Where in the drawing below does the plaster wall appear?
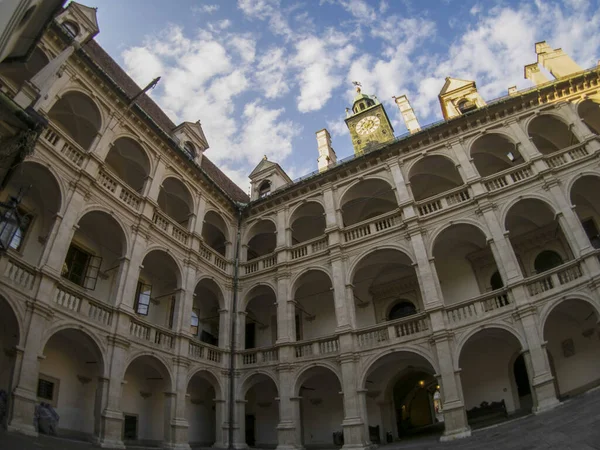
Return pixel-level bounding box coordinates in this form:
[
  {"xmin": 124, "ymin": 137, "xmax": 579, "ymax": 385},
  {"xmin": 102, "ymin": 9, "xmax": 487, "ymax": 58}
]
[
  {"xmin": 298, "ymin": 293, "xmax": 337, "ymax": 340},
  {"xmin": 436, "ymin": 257, "xmax": 480, "ymax": 305},
  {"xmin": 186, "ymin": 379, "xmax": 215, "ymax": 445},
  {"xmin": 301, "ymin": 374, "xmax": 344, "ymax": 446},
  {"xmin": 246, "ymin": 382, "xmax": 278, "ymax": 447}
]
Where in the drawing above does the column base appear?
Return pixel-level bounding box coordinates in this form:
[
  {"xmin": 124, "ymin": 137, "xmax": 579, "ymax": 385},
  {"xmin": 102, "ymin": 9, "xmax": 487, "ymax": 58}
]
[
  {"xmin": 97, "ymin": 408, "xmax": 125, "ymax": 449},
  {"xmin": 439, "ymin": 428, "xmax": 471, "ymax": 442},
  {"xmin": 342, "ymin": 444, "xmax": 377, "ymax": 450},
  {"xmin": 6, "ymin": 423, "xmax": 38, "ymax": 437},
  {"xmin": 7, "ymin": 387, "xmax": 38, "ymax": 436},
  {"xmin": 439, "ymin": 402, "xmax": 471, "ymax": 442},
  {"xmin": 162, "ymin": 442, "xmax": 191, "ymax": 450},
  {"xmin": 532, "ymin": 376, "xmax": 560, "ymax": 414},
  {"xmin": 96, "ymin": 437, "xmax": 126, "ymax": 449},
  {"xmin": 276, "ymin": 445, "xmax": 303, "ymax": 450},
  {"xmin": 533, "ymin": 397, "xmax": 560, "ymax": 414}
]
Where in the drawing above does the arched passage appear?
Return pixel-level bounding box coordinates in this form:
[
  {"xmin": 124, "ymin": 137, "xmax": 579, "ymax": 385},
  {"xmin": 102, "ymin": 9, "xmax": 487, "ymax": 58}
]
[
  {"xmin": 296, "ymin": 366, "xmax": 344, "ymax": 447},
  {"xmin": 121, "ymin": 355, "xmax": 172, "ymax": 445},
  {"xmin": 157, "ymin": 177, "xmax": 193, "ymax": 230},
  {"xmin": 293, "ymin": 270, "xmax": 335, "ymax": 341},
  {"xmin": 351, "ymin": 249, "xmax": 420, "ymax": 329},
  {"xmin": 105, "ymin": 137, "xmax": 151, "ymax": 193},
  {"xmin": 527, "ymin": 115, "xmax": 579, "ymax": 155},
  {"xmin": 1, "ymin": 161, "xmax": 61, "ymax": 265},
  {"xmin": 193, "ymin": 279, "xmax": 224, "ymax": 347},
  {"xmin": 246, "ymin": 220, "xmax": 276, "ymax": 261},
  {"xmin": 290, "ymin": 202, "xmax": 325, "ymax": 244},
  {"xmin": 543, "ymin": 299, "xmax": 600, "ymax": 397},
  {"xmin": 470, "ymin": 134, "xmax": 524, "ymax": 177},
  {"xmin": 432, "ymin": 224, "xmax": 502, "ymax": 305},
  {"xmin": 63, "ymin": 211, "xmax": 127, "ymax": 302},
  {"xmin": 202, "ymin": 211, "xmax": 228, "ymax": 256},
  {"xmin": 240, "ymin": 373, "xmax": 279, "ymax": 448},
  {"xmin": 340, "ymin": 179, "xmax": 397, "ymax": 226},
  {"xmin": 408, "ymin": 155, "xmax": 463, "ymax": 201},
  {"xmin": 570, "ymin": 175, "xmax": 600, "ymax": 249},
  {"xmin": 38, "ymin": 328, "xmax": 105, "ymax": 438},
  {"xmin": 187, "ymin": 371, "xmax": 221, "ymax": 447},
  {"xmin": 362, "ymin": 351, "xmax": 440, "ymax": 442},
  {"xmin": 243, "ymin": 285, "xmax": 277, "ymax": 349},
  {"xmin": 0, "ymin": 296, "xmax": 19, "ymax": 422},
  {"xmin": 48, "ymin": 91, "xmax": 102, "ymax": 150},
  {"xmin": 504, "ymin": 199, "xmax": 573, "ymax": 277},
  {"xmin": 577, "ymin": 99, "xmax": 600, "ymax": 135},
  {"xmin": 0, "ymin": 46, "xmax": 49, "ymax": 89},
  {"xmin": 459, "ymin": 328, "xmax": 530, "ymax": 427}
]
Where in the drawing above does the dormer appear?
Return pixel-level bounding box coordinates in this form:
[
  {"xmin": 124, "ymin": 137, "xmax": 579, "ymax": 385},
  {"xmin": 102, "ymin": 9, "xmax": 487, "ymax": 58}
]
[
  {"xmin": 438, "ymin": 77, "xmax": 487, "ymax": 120},
  {"xmin": 172, "ymin": 121, "xmax": 209, "ymax": 165},
  {"xmin": 249, "ymin": 156, "xmax": 292, "ymax": 201},
  {"xmin": 55, "ymin": 2, "xmax": 99, "ymax": 45}
]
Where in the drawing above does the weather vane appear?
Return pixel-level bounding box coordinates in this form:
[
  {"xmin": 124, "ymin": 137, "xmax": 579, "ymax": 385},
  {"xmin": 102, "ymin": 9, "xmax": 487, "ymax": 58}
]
[{"xmin": 352, "ymin": 81, "xmax": 362, "ymax": 93}]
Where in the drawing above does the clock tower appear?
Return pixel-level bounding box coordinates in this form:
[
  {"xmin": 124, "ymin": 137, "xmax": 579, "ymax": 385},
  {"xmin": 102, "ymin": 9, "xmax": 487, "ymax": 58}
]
[{"xmin": 345, "ymin": 83, "xmax": 394, "ymax": 155}]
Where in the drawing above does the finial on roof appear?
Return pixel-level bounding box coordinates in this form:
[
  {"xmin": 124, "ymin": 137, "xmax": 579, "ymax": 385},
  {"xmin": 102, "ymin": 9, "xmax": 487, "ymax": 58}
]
[
  {"xmin": 263, "ymin": 155, "xmax": 267, "ymax": 160},
  {"xmin": 352, "ymin": 81, "xmax": 362, "ymax": 93}
]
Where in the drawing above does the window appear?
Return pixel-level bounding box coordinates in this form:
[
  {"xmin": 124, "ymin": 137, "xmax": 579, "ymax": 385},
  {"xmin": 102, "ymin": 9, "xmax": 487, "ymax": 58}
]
[
  {"xmin": 183, "ymin": 141, "xmax": 196, "ymax": 160},
  {"xmin": 258, "ymin": 181, "xmax": 271, "ymax": 198},
  {"xmin": 134, "ymin": 281, "xmax": 152, "ymax": 315},
  {"xmin": 123, "ymin": 414, "xmax": 138, "ymax": 441},
  {"xmin": 191, "ymin": 309, "xmax": 199, "ymax": 336},
  {"xmin": 534, "ymin": 250, "xmax": 563, "ymax": 274},
  {"xmin": 0, "ymin": 207, "xmax": 31, "ymax": 251},
  {"xmin": 62, "ymin": 245, "xmax": 102, "ymax": 289},
  {"xmin": 37, "ymin": 374, "xmax": 59, "ymax": 407},
  {"xmin": 62, "ymin": 20, "xmax": 79, "ymax": 38},
  {"xmin": 457, "ymin": 98, "xmax": 477, "ymax": 114},
  {"xmin": 388, "ymin": 301, "xmax": 417, "ymax": 321}
]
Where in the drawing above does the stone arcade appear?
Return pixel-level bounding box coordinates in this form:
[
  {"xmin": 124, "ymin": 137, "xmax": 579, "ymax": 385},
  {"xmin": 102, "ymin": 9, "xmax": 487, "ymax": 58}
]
[{"xmin": 1, "ymin": 2, "xmax": 600, "ymax": 449}]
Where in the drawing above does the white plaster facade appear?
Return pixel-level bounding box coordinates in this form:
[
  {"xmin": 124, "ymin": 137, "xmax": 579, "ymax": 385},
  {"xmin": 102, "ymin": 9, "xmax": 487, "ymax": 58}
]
[{"xmin": 0, "ymin": 4, "xmax": 600, "ymax": 450}]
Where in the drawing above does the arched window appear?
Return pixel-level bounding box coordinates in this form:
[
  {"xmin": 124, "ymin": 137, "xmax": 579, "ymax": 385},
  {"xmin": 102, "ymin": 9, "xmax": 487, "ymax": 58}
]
[
  {"xmin": 258, "ymin": 180, "xmax": 271, "ymax": 198},
  {"xmin": 490, "ymin": 271, "xmax": 504, "ymax": 290},
  {"xmin": 534, "ymin": 250, "xmax": 563, "ymax": 274},
  {"xmin": 183, "ymin": 141, "xmax": 196, "ymax": 160},
  {"xmin": 388, "ymin": 301, "xmax": 417, "ymax": 321},
  {"xmin": 457, "ymin": 98, "xmax": 477, "ymax": 114},
  {"xmin": 62, "ymin": 20, "xmax": 79, "ymax": 38}
]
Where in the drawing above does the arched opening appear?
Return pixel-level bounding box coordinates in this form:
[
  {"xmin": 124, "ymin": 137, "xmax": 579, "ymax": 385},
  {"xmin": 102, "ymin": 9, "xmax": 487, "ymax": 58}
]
[
  {"xmin": 62, "ymin": 20, "xmax": 79, "ymax": 39},
  {"xmin": 258, "ymin": 181, "xmax": 271, "ymax": 198},
  {"xmin": 121, "ymin": 355, "xmax": 171, "ymax": 446},
  {"xmin": 432, "ymin": 224, "xmax": 502, "ymax": 305},
  {"xmin": 157, "ymin": 177, "xmax": 193, "ymax": 230},
  {"xmin": 48, "ymin": 91, "xmax": 102, "ymax": 150},
  {"xmin": 296, "ymin": 367, "xmax": 344, "ymax": 447},
  {"xmin": 543, "ymin": 299, "xmax": 600, "ymax": 398},
  {"xmin": 351, "ymin": 249, "xmax": 421, "ymax": 329},
  {"xmin": 459, "ymin": 328, "xmax": 531, "ymax": 428},
  {"xmin": 186, "ymin": 371, "xmax": 220, "ymax": 447},
  {"xmin": 183, "ymin": 141, "xmax": 196, "ymax": 160},
  {"xmin": 243, "ymin": 285, "xmax": 277, "ymax": 349},
  {"xmin": 340, "ymin": 179, "xmax": 397, "ymax": 227},
  {"xmin": 505, "ymin": 199, "xmax": 573, "ymax": 277},
  {"xmin": 0, "ymin": 297, "xmax": 19, "ymax": 426},
  {"xmin": 534, "ymin": 250, "xmax": 563, "ymax": 274},
  {"xmin": 37, "ymin": 329, "xmax": 104, "ymax": 439},
  {"xmin": 513, "ymin": 353, "xmax": 532, "ymax": 412},
  {"xmin": 192, "ymin": 279, "xmax": 223, "ymax": 347},
  {"xmin": 135, "ymin": 250, "xmax": 181, "ymax": 329},
  {"xmin": 290, "ymin": 202, "xmax": 325, "ymax": 244},
  {"xmin": 490, "ymin": 271, "xmax": 504, "ymax": 290},
  {"xmin": 202, "ymin": 211, "xmax": 228, "ymax": 257},
  {"xmin": 470, "ymin": 134, "xmax": 524, "ymax": 177},
  {"xmin": 570, "ymin": 175, "xmax": 600, "ymax": 249},
  {"xmin": 577, "ymin": 99, "xmax": 600, "ymax": 135},
  {"xmin": 363, "ymin": 351, "xmax": 441, "ymax": 442},
  {"xmin": 105, "ymin": 137, "xmax": 151, "ymax": 194},
  {"xmin": 241, "ymin": 374, "xmax": 279, "ymax": 448},
  {"xmin": 0, "ymin": 161, "xmax": 61, "ymax": 265},
  {"xmin": 246, "ymin": 220, "xmax": 276, "ymax": 261},
  {"xmin": 0, "ymin": 46, "xmax": 49, "ymax": 90},
  {"xmin": 408, "ymin": 155, "xmax": 464, "ymax": 202},
  {"xmin": 527, "ymin": 115, "xmax": 579, "ymax": 155},
  {"xmin": 63, "ymin": 211, "xmax": 126, "ymax": 302},
  {"xmin": 293, "ymin": 270, "xmax": 335, "ymax": 341},
  {"xmin": 457, "ymin": 98, "xmax": 477, "ymax": 114}
]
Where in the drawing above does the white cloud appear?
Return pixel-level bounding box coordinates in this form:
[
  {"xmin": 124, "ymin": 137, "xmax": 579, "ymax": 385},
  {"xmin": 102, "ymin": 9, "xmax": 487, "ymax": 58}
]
[
  {"xmin": 191, "ymin": 4, "xmax": 219, "ymax": 14},
  {"xmin": 255, "ymin": 47, "xmax": 290, "ymax": 99},
  {"xmin": 237, "ymin": 0, "xmax": 293, "ymax": 39},
  {"xmin": 327, "ymin": 118, "xmax": 349, "ymax": 137}
]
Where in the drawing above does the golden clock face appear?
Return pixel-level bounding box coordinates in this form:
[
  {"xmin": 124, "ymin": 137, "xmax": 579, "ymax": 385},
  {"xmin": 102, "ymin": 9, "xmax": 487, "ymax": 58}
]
[{"xmin": 355, "ymin": 115, "xmax": 381, "ymax": 136}]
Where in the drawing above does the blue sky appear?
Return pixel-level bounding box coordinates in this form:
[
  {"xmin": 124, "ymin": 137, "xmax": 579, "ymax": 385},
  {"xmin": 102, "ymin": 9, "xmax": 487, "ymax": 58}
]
[{"xmin": 79, "ymin": 0, "xmax": 600, "ymax": 191}]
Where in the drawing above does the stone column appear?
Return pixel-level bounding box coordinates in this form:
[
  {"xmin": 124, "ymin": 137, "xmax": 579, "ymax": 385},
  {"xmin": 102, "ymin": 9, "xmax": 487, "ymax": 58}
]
[
  {"xmin": 447, "ymin": 140, "xmax": 478, "ymax": 181},
  {"xmin": 214, "ymin": 397, "xmax": 227, "ymax": 449},
  {"xmin": 276, "ymin": 208, "xmax": 287, "ymax": 249},
  {"xmin": 515, "ymin": 307, "xmax": 559, "ymax": 413},
  {"xmin": 194, "ymin": 195, "xmax": 207, "ymax": 237},
  {"xmin": 276, "ymin": 272, "xmax": 293, "ymax": 344},
  {"xmin": 330, "ymin": 254, "xmax": 355, "ymax": 331},
  {"xmin": 407, "ymin": 228, "xmax": 444, "ymax": 311},
  {"xmin": 276, "ymin": 365, "xmax": 301, "ymax": 450},
  {"xmin": 234, "ymin": 399, "xmax": 248, "ymax": 449},
  {"xmin": 165, "ymin": 358, "xmax": 191, "ymax": 450},
  {"xmin": 339, "ymin": 355, "xmax": 369, "ymax": 449},
  {"xmin": 322, "ymin": 187, "xmax": 338, "ymax": 229},
  {"xmin": 432, "ymin": 334, "xmax": 471, "ymax": 441},
  {"xmin": 116, "ymin": 228, "xmax": 148, "ymax": 311},
  {"xmin": 237, "ymin": 311, "xmax": 247, "ymax": 351},
  {"xmin": 7, "ymin": 302, "xmax": 53, "ymax": 436},
  {"xmin": 89, "ymin": 115, "xmax": 118, "ymax": 160},
  {"xmin": 555, "ymin": 102, "xmax": 599, "ymax": 143}
]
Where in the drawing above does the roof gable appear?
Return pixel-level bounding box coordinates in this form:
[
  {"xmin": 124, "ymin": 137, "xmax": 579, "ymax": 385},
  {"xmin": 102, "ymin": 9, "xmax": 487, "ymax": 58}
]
[
  {"xmin": 439, "ymin": 77, "xmax": 476, "ymax": 96},
  {"xmin": 249, "ymin": 157, "xmax": 278, "ymax": 178}
]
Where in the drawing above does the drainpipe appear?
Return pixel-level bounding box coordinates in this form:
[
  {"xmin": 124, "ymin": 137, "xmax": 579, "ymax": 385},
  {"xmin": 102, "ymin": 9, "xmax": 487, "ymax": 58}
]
[{"xmin": 228, "ymin": 204, "xmax": 244, "ymax": 449}]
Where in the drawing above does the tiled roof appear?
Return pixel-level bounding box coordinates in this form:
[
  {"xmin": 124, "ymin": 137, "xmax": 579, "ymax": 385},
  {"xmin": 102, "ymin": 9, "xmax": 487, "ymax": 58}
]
[{"xmin": 82, "ymin": 40, "xmax": 249, "ymax": 203}]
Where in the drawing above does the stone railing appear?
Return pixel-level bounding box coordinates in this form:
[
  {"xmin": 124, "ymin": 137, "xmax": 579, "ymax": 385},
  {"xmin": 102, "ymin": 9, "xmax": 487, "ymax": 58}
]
[
  {"xmin": 294, "ymin": 335, "xmax": 340, "ymax": 359},
  {"xmin": 343, "ymin": 209, "xmax": 403, "ymax": 244},
  {"xmin": 198, "ymin": 244, "xmax": 229, "ymax": 273},
  {"xmin": 53, "ymin": 282, "xmax": 114, "ymax": 327},
  {"xmin": 290, "ymin": 235, "xmax": 328, "ymax": 260},
  {"xmin": 240, "ymin": 347, "xmax": 279, "ymax": 366},
  {"xmin": 445, "ymin": 288, "xmax": 513, "ymax": 326},
  {"xmin": 355, "ymin": 313, "xmax": 430, "ymax": 349},
  {"xmin": 129, "ymin": 318, "xmax": 175, "ymax": 349},
  {"xmin": 543, "ymin": 142, "xmax": 591, "ymax": 169},
  {"xmin": 525, "ymin": 260, "xmax": 584, "ymax": 297},
  {"xmin": 152, "ymin": 208, "xmax": 190, "ymax": 245},
  {"xmin": 243, "ymin": 253, "xmax": 277, "ymax": 275},
  {"xmin": 2, "ymin": 254, "xmax": 36, "ymax": 292},
  {"xmin": 97, "ymin": 169, "xmax": 142, "ymax": 212},
  {"xmin": 482, "ymin": 163, "xmax": 535, "ymax": 192},
  {"xmin": 416, "ymin": 186, "xmax": 471, "ymax": 217},
  {"xmin": 41, "ymin": 124, "xmax": 87, "ymax": 168},
  {"xmin": 189, "ymin": 340, "xmax": 223, "ymax": 364}
]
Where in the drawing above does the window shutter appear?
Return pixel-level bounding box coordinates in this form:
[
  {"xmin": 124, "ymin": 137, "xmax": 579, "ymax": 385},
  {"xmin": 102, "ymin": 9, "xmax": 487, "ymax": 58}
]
[
  {"xmin": 134, "ymin": 282, "xmax": 152, "ymax": 316},
  {"xmin": 83, "ymin": 255, "xmax": 102, "ymax": 290}
]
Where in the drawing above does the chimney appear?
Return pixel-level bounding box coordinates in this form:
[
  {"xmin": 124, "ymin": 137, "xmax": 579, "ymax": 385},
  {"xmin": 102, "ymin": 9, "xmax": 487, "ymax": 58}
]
[
  {"xmin": 394, "ymin": 95, "xmax": 421, "ymax": 134},
  {"xmin": 524, "ymin": 63, "xmax": 550, "ymax": 86},
  {"xmin": 316, "ymin": 129, "xmax": 336, "ymax": 172},
  {"xmin": 535, "ymin": 40, "xmax": 582, "ymax": 79},
  {"xmin": 508, "ymin": 86, "xmax": 518, "ymax": 96}
]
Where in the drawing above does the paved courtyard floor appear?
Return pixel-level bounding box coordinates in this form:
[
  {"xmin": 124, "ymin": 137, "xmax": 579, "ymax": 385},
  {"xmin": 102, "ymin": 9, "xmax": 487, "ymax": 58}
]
[{"xmin": 1, "ymin": 388, "xmax": 600, "ymax": 450}]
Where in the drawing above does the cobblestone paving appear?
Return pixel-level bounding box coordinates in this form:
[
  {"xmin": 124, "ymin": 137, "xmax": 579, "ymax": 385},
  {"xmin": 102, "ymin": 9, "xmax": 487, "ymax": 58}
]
[{"xmin": 1, "ymin": 388, "xmax": 600, "ymax": 450}]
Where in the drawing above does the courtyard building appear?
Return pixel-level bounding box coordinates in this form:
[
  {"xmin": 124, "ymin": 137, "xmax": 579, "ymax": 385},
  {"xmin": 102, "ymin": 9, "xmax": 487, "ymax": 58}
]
[{"xmin": 0, "ymin": 2, "xmax": 600, "ymax": 449}]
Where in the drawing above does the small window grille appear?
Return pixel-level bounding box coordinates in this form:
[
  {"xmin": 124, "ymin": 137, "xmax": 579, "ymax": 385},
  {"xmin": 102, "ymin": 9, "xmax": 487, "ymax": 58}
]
[{"xmin": 37, "ymin": 379, "xmax": 54, "ymax": 401}]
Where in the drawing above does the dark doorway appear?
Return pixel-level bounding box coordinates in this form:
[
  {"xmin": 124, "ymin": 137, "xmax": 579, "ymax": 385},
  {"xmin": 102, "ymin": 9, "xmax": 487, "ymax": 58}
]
[
  {"xmin": 123, "ymin": 414, "xmax": 138, "ymax": 441},
  {"xmin": 534, "ymin": 250, "xmax": 563, "ymax": 274},
  {"xmin": 245, "ymin": 414, "xmax": 256, "ymax": 446},
  {"xmin": 513, "ymin": 354, "xmax": 532, "ymax": 412},
  {"xmin": 388, "ymin": 301, "xmax": 417, "ymax": 321},
  {"xmin": 245, "ymin": 322, "xmax": 256, "ymax": 349}
]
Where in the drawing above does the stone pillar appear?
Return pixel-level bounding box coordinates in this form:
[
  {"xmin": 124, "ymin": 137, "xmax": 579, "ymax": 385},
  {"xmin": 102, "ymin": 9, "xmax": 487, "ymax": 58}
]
[
  {"xmin": 89, "ymin": 115, "xmax": 118, "ymax": 160},
  {"xmin": 7, "ymin": 302, "xmax": 53, "ymax": 436},
  {"xmin": 276, "ymin": 208, "xmax": 287, "ymax": 249},
  {"xmin": 276, "ymin": 365, "xmax": 301, "ymax": 450},
  {"xmin": 408, "ymin": 229, "xmax": 444, "ymax": 311},
  {"xmin": 276, "ymin": 272, "xmax": 293, "ymax": 344},
  {"xmin": 447, "ymin": 140, "xmax": 478, "ymax": 181},
  {"xmin": 516, "ymin": 307, "xmax": 559, "ymax": 413},
  {"xmin": 387, "ymin": 160, "xmax": 416, "ymax": 217},
  {"xmin": 330, "ymin": 254, "xmax": 355, "ymax": 331},
  {"xmin": 555, "ymin": 102, "xmax": 598, "ymax": 142},
  {"xmin": 194, "ymin": 195, "xmax": 207, "ymax": 237},
  {"xmin": 322, "ymin": 187, "xmax": 338, "ymax": 229},
  {"xmin": 506, "ymin": 120, "xmax": 544, "ymax": 162},
  {"xmin": 237, "ymin": 311, "xmax": 247, "ymax": 351},
  {"xmin": 432, "ymin": 334, "xmax": 471, "ymax": 441},
  {"xmin": 234, "ymin": 399, "xmax": 248, "ymax": 449},
  {"xmin": 214, "ymin": 397, "xmax": 227, "ymax": 448},
  {"xmin": 165, "ymin": 358, "xmax": 191, "ymax": 450},
  {"xmin": 116, "ymin": 227, "xmax": 148, "ymax": 311},
  {"xmin": 339, "ymin": 355, "xmax": 369, "ymax": 449}
]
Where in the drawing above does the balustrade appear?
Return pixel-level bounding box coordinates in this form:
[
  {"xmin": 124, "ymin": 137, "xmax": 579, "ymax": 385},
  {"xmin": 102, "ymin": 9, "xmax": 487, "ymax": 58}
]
[
  {"xmin": 290, "ymin": 236, "xmax": 328, "ymax": 260},
  {"xmin": 525, "ymin": 261, "xmax": 584, "ymax": 296},
  {"xmin": 544, "ymin": 142, "xmax": 591, "ymax": 169},
  {"xmin": 243, "ymin": 253, "xmax": 277, "ymax": 275},
  {"xmin": 198, "ymin": 244, "xmax": 230, "ymax": 273},
  {"xmin": 41, "ymin": 124, "xmax": 87, "ymax": 167},
  {"xmin": 446, "ymin": 289, "xmax": 512, "ymax": 326},
  {"xmin": 152, "ymin": 208, "xmax": 190, "ymax": 245},
  {"xmin": 3, "ymin": 256, "xmax": 36, "ymax": 291},
  {"xmin": 97, "ymin": 169, "xmax": 142, "ymax": 211},
  {"xmin": 294, "ymin": 336, "xmax": 339, "ymax": 359},
  {"xmin": 129, "ymin": 318, "xmax": 174, "ymax": 349},
  {"xmin": 343, "ymin": 210, "xmax": 403, "ymax": 244},
  {"xmin": 416, "ymin": 186, "xmax": 471, "ymax": 217},
  {"xmin": 483, "ymin": 164, "xmax": 534, "ymax": 192},
  {"xmin": 53, "ymin": 282, "xmax": 114, "ymax": 326},
  {"xmin": 189, "ymin": 340, "xmax": 223, "ymax": 363},
  {"xmin": 240, "ymin": 347, "xmax": 279, "ymax": 366}
]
